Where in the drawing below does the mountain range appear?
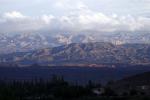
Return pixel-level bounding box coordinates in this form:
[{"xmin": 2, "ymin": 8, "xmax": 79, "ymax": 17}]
[
  {"xmin": 0, "ymin": 32, "xmax": 150, "ymax": 54},
  {"xmin": 0, "ymin": 42, "xmax": 150, "ymax": 67}
]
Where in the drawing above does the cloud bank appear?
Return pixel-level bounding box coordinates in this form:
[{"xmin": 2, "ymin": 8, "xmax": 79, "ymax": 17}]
[
  {"xmin": 0, "ymin": 0, "xmax": 150, "ymax": 34},
  {"xmin": 0, "ymin": 10, "xmax": 150, "ymax": 34}
]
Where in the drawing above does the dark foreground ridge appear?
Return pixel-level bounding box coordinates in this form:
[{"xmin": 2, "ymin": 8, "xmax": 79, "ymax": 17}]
[
  {"xmin": 0, "ymin": 64, "xmax": 150, "ymax": 85},
  {"xmin": 0, "ymin": 71, "xmax": 150, "ymax": 100}
]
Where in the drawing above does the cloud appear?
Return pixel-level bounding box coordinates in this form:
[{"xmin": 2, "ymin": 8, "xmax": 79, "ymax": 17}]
[
  {"xmin": 41, "ymin": 15, "xmax": 55, "ymax": 24},
  {"xmin": 3, "ymin": 11, "xmax": 26, "ymax": 19},
  {"xmin": 0, "ymin": 1, "xmax": 150, "ymax": 36},
  {"xmin": 0, "ymin": 10, "xmax": 150, "ymax": 34},
  {"xmin": 0, "ymin": 11, "xmax": 51, "ymax": 33}
]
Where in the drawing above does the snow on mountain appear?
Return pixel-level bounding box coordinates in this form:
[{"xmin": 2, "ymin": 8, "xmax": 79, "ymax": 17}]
[{"xmin": 0, "ymin": 32, "xmax": 150, "ymax": 54}]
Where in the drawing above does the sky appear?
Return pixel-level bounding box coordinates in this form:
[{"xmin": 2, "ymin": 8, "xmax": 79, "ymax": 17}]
[{"xmin": 0, "ymin": 0, "xmax": 150, "ymax": 34}]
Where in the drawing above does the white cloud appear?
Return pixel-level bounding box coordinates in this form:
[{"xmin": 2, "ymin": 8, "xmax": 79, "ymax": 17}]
[
  {"xmin": 0, "ymin": 11, "xmax": 51, "ymax": 33},
  {"xmin": 0, "ymin": 10, "xmax": 150, "ymax": 34},
  {"xmin": 3, "ymin": 11, "xmax": 26, "ymax": 19},
  {"xmin": 41, "ymin": 15, "xmax": 55, "ymax": 24},
  {"xmin": 0, "ymin": 0, "xmax": 149, "ymax": 35}
]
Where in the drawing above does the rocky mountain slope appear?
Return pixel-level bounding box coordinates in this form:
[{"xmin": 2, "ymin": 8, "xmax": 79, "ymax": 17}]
[{"xmin": 0, "ymin": 42, "xmax": 150, "ymax": 66}]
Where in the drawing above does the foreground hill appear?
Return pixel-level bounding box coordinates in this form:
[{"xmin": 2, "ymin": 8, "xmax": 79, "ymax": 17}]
[
  {"xmin": 115, "ymin": 71, "xmax": 150, "ymax": 86},
  {"xmin": 0, "ymin": 66, "xmax": 150, "ymax": 85},
  {"xmin": 0, "ymin": 42, "xmax": 150, "ymax": 66},
  {"xmin": 111, "ymin": 71, "xmax": 150, "ymax": 95}
]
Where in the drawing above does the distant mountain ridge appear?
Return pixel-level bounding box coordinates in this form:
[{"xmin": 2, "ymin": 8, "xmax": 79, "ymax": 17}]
[
  {"xmin": 0, "ymin": 42, "xmax": 150, "ymax": 66},
  {"xmin": 0, "ymin": 33, "xmax": 96, "ymax": 54},
  {"xmin": 0, "ymin": 32, "xmax": 150, "ymax": 54}
]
